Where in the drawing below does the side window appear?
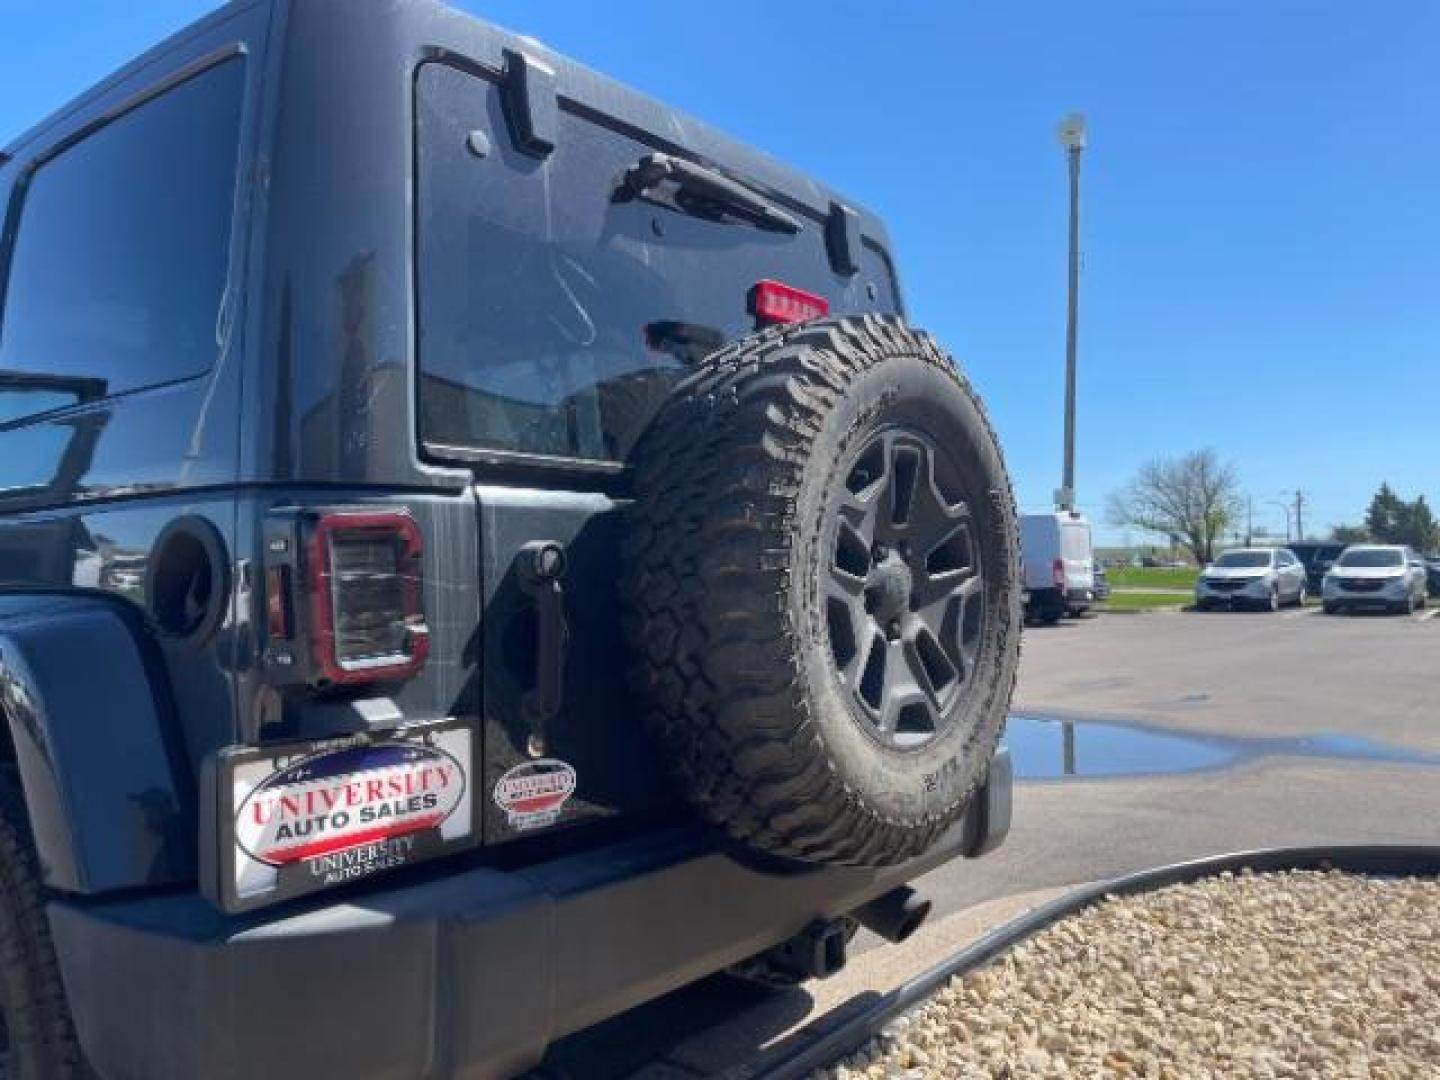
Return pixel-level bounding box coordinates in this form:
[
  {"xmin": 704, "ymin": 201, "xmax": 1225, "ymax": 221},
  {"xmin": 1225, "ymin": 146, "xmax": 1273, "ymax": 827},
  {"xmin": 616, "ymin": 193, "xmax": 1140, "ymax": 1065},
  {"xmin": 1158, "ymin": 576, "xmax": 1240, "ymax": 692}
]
[{"xmin": 0, "ymin": 59, "xmax": 245, "ymax": 420}]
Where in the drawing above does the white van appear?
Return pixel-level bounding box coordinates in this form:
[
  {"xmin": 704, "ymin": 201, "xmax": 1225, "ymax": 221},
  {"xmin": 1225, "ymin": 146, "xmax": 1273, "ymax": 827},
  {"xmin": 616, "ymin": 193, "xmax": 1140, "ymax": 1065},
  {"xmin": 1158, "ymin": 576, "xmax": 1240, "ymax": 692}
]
[{"xmin": 1020, "ymin": 512, "xmax": 1095, "ymax": 623}]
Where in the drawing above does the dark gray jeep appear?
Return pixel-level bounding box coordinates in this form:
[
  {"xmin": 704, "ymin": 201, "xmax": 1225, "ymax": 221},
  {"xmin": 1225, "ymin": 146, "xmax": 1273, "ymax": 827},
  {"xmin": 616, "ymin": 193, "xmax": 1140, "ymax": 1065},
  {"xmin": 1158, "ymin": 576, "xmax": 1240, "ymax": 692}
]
[{"xmin": 0, "ymin": 1, "xmax": 1020, "ymax": 1076}]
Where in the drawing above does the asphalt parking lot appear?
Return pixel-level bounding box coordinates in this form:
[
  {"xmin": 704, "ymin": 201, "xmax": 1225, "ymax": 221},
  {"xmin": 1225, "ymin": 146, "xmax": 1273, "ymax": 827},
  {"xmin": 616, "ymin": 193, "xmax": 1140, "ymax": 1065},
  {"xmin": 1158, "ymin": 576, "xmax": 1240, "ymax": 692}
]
[
  {"xmin": 535, "ymin": 608, "xmax": 1440, "ymax": 1078},
  {"xmin": 917, "ymin": 605, "xmax": 1440, "ymax": 915}
]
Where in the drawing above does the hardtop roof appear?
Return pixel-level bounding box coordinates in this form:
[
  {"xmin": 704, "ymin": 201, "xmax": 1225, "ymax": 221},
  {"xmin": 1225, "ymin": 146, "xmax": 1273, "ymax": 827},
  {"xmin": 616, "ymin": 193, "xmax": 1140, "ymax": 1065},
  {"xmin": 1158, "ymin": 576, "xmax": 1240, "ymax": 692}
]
[{"xmin": 2, "ymin": 0, "xmax": 896, "ymax": 274}]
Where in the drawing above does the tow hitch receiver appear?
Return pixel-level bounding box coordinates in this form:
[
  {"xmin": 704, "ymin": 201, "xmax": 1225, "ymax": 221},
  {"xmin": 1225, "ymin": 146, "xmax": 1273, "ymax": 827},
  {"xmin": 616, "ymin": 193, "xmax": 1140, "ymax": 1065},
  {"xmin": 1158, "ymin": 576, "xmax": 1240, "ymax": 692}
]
[{"xmin": 758, "ymin": 917, "xmax": 854, "ymax": 982}]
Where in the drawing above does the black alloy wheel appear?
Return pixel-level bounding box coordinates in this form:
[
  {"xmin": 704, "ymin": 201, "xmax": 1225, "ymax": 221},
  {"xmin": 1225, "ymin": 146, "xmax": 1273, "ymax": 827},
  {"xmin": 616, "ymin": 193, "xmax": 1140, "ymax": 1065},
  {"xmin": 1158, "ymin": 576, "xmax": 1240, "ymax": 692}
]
[{"xmin": 825, "ymin": 428, "xmax": 983, "ymax": 749}]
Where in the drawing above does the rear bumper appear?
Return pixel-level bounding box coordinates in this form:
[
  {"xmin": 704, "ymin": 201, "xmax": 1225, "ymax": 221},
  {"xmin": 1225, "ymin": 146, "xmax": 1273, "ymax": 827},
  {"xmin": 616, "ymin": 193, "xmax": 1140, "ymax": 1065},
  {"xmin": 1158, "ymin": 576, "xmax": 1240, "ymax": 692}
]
[
  {"xmin": 51, "ymin": 750, "xmax": 1011, "ymax": 1080},
  {"xmin": 1027, "ymin": 585, "xmax": 1091, "ymax": 616},
  {"xmin": 1025, "ymin": 586, "xmax": 1065, "ymax": 617}
]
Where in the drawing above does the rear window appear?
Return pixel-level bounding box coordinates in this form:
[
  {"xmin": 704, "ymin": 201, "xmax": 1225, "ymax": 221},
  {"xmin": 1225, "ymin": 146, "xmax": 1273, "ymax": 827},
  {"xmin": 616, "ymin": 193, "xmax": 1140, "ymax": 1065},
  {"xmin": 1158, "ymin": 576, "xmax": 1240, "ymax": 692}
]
[
  {"xmin": 414, "ymin": 62, "xmax": 897, "ymax": 465},
  {"xmin": 0, "ymin": 59, "xmax": 245, "ymax": 420}
]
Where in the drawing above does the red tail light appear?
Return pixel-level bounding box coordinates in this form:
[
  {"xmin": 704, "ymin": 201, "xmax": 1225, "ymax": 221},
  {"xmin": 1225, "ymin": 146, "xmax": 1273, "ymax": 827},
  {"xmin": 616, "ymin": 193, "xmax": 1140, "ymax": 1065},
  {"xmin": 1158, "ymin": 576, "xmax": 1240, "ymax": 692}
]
[
  {"xmin": 265, "ymin": 566, "xmax": 292, "ymax": 639},
  {"xmin": 750, "ymin": 279, "xmax": 829, "ymax": 326},
  {"xmin": 305, "ymin": 511, "xmax": 429, "ymax": 685},
  {"xmin": 1052, "ymin": 558, "xmax": 1066, "ymax": 589}
]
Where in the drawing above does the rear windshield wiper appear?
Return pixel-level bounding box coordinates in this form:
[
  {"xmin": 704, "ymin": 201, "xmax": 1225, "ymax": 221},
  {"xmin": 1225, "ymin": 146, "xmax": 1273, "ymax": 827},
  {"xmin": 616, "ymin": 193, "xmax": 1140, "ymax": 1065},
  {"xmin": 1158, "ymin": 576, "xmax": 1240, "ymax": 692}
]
[{"xmin": 615, "ymin": 153, "xmax": 801, "ymax": 235}]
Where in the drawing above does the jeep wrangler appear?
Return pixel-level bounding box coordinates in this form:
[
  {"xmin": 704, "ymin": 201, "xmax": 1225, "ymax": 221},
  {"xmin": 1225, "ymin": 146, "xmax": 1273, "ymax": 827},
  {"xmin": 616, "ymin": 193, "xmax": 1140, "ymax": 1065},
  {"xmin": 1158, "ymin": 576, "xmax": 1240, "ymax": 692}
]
[{"xmin": 0, "ymin": 2, "xmax": 1019, "ymax": 1077}]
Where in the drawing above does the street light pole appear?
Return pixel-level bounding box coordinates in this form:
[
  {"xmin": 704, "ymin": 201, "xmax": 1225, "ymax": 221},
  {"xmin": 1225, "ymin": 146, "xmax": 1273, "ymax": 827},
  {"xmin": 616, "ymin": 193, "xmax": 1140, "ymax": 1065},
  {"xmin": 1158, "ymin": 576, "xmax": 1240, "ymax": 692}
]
[
  {"xmin": 1266, "ymin": 500, "xmax": 1293, "ymax": 543},
  {"xmin": 1056, "ymin": 113, "xmax": 1086, "ymax": 512}
]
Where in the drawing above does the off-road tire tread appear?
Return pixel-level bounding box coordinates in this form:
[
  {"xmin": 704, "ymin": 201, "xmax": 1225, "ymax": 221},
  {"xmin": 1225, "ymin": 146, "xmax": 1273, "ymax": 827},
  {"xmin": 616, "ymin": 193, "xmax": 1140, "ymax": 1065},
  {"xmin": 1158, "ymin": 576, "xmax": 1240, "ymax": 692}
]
[
  {"xmin": 0, "ymin": 765, "xmax": 86, "ymax": 1078},
  {"xmin": 621, "ymin": 315, "xmax": 1020, "ymax": 865}
]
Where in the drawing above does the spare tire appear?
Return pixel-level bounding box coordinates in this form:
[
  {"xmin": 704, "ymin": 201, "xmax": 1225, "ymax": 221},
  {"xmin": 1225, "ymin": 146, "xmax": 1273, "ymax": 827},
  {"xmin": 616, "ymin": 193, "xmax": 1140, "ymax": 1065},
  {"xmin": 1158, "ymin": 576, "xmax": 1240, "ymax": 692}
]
[{"xmin": 621, "ymin": 315, "xmax": 1020, "ymax": 866}]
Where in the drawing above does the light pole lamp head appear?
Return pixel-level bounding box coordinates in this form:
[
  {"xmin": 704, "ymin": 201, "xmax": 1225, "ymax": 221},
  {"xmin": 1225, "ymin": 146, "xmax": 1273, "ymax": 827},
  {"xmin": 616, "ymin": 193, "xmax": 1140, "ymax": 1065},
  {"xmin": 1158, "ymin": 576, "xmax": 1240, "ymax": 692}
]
[{"xmin": 1057, "ymin": 112, "xmax": 1087, "ymax": 150}]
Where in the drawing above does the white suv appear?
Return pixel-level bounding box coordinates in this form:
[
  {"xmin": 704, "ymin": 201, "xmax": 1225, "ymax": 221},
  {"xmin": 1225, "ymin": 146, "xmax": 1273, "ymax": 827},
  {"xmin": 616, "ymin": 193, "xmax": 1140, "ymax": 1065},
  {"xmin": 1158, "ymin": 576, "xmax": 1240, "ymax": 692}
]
[
  {"xmin": 1195, "ymin": 547, "xmax": 1307, "ymax": 611},
  {"xmin": 1322, "ymin": 545, "xmax": 1429, "ymax": 615}
]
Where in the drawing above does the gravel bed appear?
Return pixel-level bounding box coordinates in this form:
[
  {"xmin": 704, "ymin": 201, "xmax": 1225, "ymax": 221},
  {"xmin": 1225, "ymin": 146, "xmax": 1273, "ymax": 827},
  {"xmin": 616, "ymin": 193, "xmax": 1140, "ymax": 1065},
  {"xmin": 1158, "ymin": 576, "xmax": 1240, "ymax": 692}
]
[{"xmin": 821, "ymin": 869, "xmax": 1440, "ymax": 1079}]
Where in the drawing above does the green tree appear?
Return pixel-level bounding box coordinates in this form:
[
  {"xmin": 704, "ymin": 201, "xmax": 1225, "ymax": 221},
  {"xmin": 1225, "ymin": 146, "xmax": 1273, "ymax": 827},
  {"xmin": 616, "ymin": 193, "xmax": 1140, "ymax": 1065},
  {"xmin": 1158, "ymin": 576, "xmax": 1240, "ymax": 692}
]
[
  {"xmin": 1361, "ymin": 484, "xmax": 1438, "ymax": 551},
  {"xmin": 1106, "ymin": 448, "xmax": 1241, "ymax": 566},
  {"xmin": 1330, "ymin": 523, "xmax": 1369, "ymax": 544},
  {"xmin": 1395, "ymin": 495, "xmax": 1439, "ymax": 553},
  {"xmin": 1364, "ymin": 483, "xmax": 1403, "ymax": 541}
]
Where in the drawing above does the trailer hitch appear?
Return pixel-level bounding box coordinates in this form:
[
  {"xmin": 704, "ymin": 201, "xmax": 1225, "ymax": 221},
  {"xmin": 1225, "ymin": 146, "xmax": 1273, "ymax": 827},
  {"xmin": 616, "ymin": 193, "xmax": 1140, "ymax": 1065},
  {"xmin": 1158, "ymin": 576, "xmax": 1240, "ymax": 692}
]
[{"xmin": 736, "ymin": 917, "xmax": 855, "ymax": 985}]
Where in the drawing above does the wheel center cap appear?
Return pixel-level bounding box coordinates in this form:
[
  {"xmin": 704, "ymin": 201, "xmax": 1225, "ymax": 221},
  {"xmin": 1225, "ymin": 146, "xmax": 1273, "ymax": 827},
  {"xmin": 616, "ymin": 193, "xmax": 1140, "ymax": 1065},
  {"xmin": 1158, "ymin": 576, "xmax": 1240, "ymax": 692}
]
[{"xmin": 867, "ymin": 556, "xmax": 913, "ymax": 624}]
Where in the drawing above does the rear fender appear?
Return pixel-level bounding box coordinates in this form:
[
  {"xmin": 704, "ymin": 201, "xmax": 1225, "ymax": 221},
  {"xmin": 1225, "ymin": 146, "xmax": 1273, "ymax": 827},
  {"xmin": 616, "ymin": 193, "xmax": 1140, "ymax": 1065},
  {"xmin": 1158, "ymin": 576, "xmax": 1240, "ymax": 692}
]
[{"xmin": 0, "ymin": 593, "xmax": 194, "ymax": 893}]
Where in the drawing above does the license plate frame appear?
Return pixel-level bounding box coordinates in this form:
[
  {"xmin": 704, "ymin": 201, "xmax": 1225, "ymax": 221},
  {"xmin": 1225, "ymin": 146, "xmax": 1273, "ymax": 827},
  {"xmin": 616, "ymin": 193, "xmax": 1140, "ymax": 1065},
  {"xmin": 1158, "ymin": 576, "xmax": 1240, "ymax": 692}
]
[{"xmin": 202, "ymin": 718, "xmax": 474, "ymax": 913}]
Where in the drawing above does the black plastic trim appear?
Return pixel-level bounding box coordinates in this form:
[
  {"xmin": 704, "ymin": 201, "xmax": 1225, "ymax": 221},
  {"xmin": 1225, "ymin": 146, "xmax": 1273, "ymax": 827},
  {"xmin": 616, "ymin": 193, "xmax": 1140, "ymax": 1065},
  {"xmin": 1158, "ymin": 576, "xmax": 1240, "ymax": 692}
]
[
  {"xmin": 500, "ymin": 48, "xmax": 557, "ymax": 158},
  {"xmin": 48, "ymin": 819, "xmax": 983, "ymax": 1080},
  {"xmin": 421, "ymin": 440, "xmax": 627, "ymax": 475},
  {"xmin": 420, "ymin": 439, "xmax": 631, "ymax": 494},
  {"xmin": 960, "ymin": 747, "xmax": 1011, "ymax": 858},
  {"xmin": 755, "ymin": 845, "xmax": 1440, "ymax": 1079},
  {"xmin": 147, "ymin": 514, "xmax": 231, "ymax": 647},
  {"xmin": 0, "ymin": 592, "xmax": 195, "ymax": 892},
  {"xmin": 826, "ymin": 201, "xmax": 862, "ymax": 276}
]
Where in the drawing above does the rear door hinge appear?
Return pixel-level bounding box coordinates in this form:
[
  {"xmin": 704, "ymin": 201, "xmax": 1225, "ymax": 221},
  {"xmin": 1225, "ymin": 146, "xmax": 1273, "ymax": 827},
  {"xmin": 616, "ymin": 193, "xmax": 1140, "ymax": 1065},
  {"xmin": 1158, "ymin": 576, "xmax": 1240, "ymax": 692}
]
[
  {"xmin": 826, "ymin": 200, "xmax": 862, "ymax": 277},
  {"xmin": 501, "ymin": 48, "xmax": 558, "ymax": 159}
]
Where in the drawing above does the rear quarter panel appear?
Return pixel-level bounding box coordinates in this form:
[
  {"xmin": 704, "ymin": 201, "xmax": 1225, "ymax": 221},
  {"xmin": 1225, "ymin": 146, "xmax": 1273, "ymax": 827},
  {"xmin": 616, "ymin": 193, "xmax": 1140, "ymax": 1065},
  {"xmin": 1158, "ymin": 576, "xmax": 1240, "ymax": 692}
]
[{"xmin": 0, "ymin": 2, "xmax": 274, "ymax": 890}]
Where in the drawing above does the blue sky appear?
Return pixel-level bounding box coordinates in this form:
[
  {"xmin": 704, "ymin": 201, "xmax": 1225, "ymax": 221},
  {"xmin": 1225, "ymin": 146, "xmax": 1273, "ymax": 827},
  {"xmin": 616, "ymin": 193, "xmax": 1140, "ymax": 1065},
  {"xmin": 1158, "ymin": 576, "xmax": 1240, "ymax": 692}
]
[{"xmin": 3, "ymin": 1, "xmax": 1436, "ymax": 544}]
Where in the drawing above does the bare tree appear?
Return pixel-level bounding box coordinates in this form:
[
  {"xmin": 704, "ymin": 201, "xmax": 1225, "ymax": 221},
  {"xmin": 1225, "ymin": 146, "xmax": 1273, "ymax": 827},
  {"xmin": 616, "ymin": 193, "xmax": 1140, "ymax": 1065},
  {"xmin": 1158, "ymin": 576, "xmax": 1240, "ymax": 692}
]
[{"xmin": 1106, "ymin": 449, "xmax": 1242, "ymax": 566}]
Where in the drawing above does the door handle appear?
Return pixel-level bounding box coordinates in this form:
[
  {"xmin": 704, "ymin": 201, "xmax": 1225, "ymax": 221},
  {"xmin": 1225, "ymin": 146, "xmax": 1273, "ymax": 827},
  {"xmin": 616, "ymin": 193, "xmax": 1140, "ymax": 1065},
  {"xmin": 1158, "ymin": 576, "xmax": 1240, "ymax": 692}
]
[{"xmin": 517, "ymin": 542, "xmax": 568, "ymax": 756}]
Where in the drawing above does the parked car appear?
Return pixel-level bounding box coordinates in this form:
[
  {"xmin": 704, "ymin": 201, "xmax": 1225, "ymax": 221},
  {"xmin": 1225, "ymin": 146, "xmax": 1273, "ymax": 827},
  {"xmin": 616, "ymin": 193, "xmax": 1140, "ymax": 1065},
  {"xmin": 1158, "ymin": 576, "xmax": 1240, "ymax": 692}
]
[
  {"xmin": 1093, "ymin": 565, "xmax": 1112, "ymax": 602},
  {"xmin": 1194, "ymin": 547, "xmax": 1307, "ymax": 611},
  {"xmin": 1322, "ymin": 545, "xmax": 1429, "ymax": 614},
  {"xmin": 0, "ymin": 5, "xmax": 1020, "ymax": 1076},
  {"xmin": 1021, "ymin": 511, "xmax": 1095, "ymax": 623},
  {"xmin": 1424, "ymin": 556, "xmax": 1440, "ymax": 598},
  {"xmin": 1287, "ymin": 541, "xmax": 1347, "ymax": 594}
]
